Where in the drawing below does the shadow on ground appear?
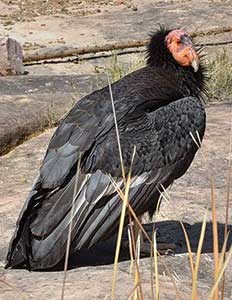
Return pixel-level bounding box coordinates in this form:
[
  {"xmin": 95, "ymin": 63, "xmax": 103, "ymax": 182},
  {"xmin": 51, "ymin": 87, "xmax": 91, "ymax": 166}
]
[{"xmin": 41, "ymin": 220, "xmax": 231, "ymax": 271}]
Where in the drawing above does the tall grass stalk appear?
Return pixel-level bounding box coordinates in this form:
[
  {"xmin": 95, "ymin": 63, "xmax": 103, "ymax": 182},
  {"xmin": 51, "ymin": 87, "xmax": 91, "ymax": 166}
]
[
  {"xmin": 159, "ymin": 186, "xmax": 195, "ymax": 280},
  {"xmin": 107, "ymin": 73, "xmax": 126, "ymax": 184},
  {"xmin": 61, "ymin": 155, "xmax": 82, "ymax": 300},
  {"xmin": 191, "ymin": 211, "xmax": 207, "ymax": 300},
  {"xmin": 211, "ymin": 179, "xmax": 219, "ymax": 300},
  {"xmin": 218, "ymin": 233, "xmax": 230, "ymax": 272},
  {"xmin": 128, "ymin": 226, "xmax": 135, "ymax": 276},
  {"xmin": 107, "ymin": 73, "xmax": 143, "ymax": 300},
  {"xmin": 150, "ymin": 237, "xmax": 155, "ymax": 300},
  {"xmin": 153, "ymin": 231, "xmax": 160, "ymax": 300},
  {"xmin": 220, "ymin": 108, "xmax": 232, "ymax": 300},
  {"xmin": 127, "ymin": 213, "xmax": 144, "ymax": 300},
  {"xmin": 111, "ymin": 165, "xmax": 133, "ymax": 300},
  {"xmin": 208, "ymin": 246, "xmax": 232, "ymax": 299},
  {"xmin": 133, "ymin": 230, "xmax": 142, "ymax": 300},
  {"xmin": 110, "ymin": 175, "xmax": 182, "ymax": 299}
]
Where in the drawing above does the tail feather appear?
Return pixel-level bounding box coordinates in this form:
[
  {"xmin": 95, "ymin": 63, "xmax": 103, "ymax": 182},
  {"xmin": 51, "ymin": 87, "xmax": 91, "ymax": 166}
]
[{"xmin": 5, "ymin": 169, "xmax": 154, "ymax": 270}]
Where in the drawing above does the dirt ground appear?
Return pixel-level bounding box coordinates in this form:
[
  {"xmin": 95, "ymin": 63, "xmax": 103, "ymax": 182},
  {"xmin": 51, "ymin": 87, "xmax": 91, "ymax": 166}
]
[
  {"xmin": 1, "ymin": 0, "xmax": 232, "ymax": 53},
  {"xmin": 0, "ymin": 0, "xmax": 134, "ymax": 21}
]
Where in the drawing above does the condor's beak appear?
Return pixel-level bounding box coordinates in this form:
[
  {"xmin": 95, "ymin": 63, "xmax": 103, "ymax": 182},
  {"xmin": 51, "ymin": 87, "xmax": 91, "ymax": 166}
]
[
  {"xmin": 181, "ymin": 35, "xmax": 200, "ymax": 72},
  {"xmin": 191, "ymin": 58, "xmax": 199, "ymax": 73}
]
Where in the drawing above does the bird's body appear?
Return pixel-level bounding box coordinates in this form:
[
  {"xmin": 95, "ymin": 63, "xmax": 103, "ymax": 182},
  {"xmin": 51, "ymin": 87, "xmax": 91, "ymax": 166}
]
[{"xmin": 6, "ymin": 27, "xmax": 207, "ymax": 270}]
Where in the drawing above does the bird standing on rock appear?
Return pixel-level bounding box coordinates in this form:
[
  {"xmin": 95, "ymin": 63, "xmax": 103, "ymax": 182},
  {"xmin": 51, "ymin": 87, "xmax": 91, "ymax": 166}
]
[{"xmin": 6, "ymin": 27, "xmax": 207, "ymax": 270}]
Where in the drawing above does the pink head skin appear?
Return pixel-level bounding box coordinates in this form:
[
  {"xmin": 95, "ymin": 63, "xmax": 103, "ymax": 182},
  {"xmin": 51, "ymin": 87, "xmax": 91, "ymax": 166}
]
[{"xmin": 165, "ymin": 29, "xmax": 200, "ymax": 72}]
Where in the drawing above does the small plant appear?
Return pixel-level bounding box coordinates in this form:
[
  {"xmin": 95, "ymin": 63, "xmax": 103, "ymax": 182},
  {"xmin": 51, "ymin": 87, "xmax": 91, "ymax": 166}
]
[
  {"xmin": 207, "ymin": 50, "xmax": 232, "ymax": 101},
  {"xmin": 94, "ymin": 52, "xmax": 145, "ymax": 84},
  {"xmin": 107, "ymin": 53, "xmax": 145, "ymax": 82}
]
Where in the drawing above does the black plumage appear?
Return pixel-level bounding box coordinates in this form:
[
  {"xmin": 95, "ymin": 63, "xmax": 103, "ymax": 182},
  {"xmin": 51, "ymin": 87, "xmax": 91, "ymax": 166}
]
[{"xmin": 6, "ymin": 27, "xmax": 207, "ymax": 270}]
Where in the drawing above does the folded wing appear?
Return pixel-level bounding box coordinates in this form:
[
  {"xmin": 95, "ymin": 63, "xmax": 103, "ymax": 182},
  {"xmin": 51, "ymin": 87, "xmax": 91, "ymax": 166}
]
[{"xmin": 6, "ymin": 94, "xmax": 205, "ymax": 270}]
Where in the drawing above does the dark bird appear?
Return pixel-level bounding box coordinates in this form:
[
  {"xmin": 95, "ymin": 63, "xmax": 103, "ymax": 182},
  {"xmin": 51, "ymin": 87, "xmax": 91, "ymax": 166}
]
[{"xmin": 6, "ymin": 27, "xmax": 207, "ymax": 270}]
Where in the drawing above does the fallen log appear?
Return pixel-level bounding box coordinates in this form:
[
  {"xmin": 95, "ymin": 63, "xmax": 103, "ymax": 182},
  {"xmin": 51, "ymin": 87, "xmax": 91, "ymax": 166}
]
[{"xmin": 23, "ymin": 26, "xmax": 232, "ymax": 63}]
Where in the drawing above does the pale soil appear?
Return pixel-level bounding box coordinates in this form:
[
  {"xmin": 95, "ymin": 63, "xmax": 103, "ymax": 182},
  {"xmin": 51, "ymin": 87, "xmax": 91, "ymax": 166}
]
[
  {"xmin": 0, "ymin": 0, "xmax": 134, "ymax": 21},
  {"xmin": 0, "ymin": 0, "xmax": 231, "ymax": 55}
]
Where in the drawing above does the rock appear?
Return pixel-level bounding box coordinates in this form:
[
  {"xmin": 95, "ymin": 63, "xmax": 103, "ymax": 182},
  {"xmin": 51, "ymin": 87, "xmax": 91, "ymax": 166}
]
[
  {"xmin": 131, "ymin": 4, "xmax": 138, "ymax": 11},
  {"xmin": 0, "ymin": 74, "xmax": 107, "ymax": 156},
  {"xmin": 0, "ymin": 37, "xmax": 24, "ymax": 76}
]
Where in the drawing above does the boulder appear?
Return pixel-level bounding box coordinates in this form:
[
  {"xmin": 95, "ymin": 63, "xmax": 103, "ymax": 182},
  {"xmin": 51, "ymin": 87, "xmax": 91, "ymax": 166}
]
[{"xmin": 0, "ymin": 37, "xmax": 24, "ymax": 76}]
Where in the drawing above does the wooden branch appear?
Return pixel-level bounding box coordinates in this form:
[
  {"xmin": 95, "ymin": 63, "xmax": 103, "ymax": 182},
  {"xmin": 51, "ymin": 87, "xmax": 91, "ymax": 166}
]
[
  {"xmin": 23, "ymin": 26, "xmax": 232, "ymax": 63},
  {"xmin": 197, "ymin": 40, "xmax": 232, "ymax": 47},
  {"xmin": 23, "ymin": 40, "xmax": 147, "ymax": 63},
  {"xmin": 190, "ymin": 25, "xmax": 232, "ymax": 38}
]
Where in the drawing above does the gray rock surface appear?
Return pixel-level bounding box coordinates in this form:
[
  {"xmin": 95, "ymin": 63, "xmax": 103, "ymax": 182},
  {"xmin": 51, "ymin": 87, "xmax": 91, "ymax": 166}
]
[
  {"xmin": 0, "ymin": 37, "xmax": 24, "ymax": 76},
  {"xmin": 0, "ymin": 74, "xmax": 106, "ymax": 155}
]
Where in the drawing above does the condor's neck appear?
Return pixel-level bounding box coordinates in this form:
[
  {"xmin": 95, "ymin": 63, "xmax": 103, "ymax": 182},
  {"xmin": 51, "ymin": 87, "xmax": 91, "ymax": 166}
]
[
  {"xmin": 177, "ymin": 67, "xmax": 206, "ymax": 100},
  {"xmin": 155, "ymin": 62, "xmax": 206, "ymax": 100},
  {"xmin": 134, "ymin": 65, "xmax": 206, "ymax": 114}
]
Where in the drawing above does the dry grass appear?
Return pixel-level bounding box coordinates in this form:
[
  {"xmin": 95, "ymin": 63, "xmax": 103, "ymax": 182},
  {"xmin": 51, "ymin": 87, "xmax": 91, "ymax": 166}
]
[
  {"xmin": 207, "ymin": 50, "xmax": 232, "ymax": 101},
  {"xmin": 94, "ymin": 52, "xmax": 145, "ymax": 84}
]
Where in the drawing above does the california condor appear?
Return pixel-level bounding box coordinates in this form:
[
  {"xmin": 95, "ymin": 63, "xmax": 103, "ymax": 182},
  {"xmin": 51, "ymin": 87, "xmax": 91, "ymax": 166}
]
[{"xmin": 6, "ymin": 27, "xmax": 207, "ymax": 270}]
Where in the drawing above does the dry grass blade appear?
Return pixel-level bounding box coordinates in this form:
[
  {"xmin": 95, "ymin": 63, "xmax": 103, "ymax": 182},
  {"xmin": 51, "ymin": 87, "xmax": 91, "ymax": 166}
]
[
  {"xmin": 136, "ymin": 230, "xmax": 141, "ymax": 267},
  {"xmin": 107, "ymin": 71, "xmax": 130, "ymax": 299},
  {"xmin": 211, "ymin": 178, "xmax": 219, "ymax": 300},
  {"xmin": 218, "ymin": 233, "xmax": 230, "ymax": 271},
  {"xmin": 160, "ymin": 185, "xmax": 195, "ymax": 279},
  {"xmin": 128, "ymin": 226, "xmax": 135, "ymax": 276},
  {"xmin": 179, "ymin": 221, "xmax": 194, "ymax": 278},
  {"xmin": 109, "ymin": 178, "xmax": 182, "ymax": 299},
  {"xmin": 107, "ymin": 73, "xmax": 126, "ymax": 184},
  {"xmin": 0, "ymin": 278, "xmax": 28, "ymax": 300},
  {"xmin": 61, "ymin": 154, "xmax": 82, "ymax": 300},
  {"xmin": 128, "ymin": 214, "xmax": 144, "ymax": 300},
  {"xmin": 207, "ymin": 50, "xmax": 232, "ymax": 101},
  {"xmin": 153, "ymin": 231, "xmax": 160, "ymax": 300},
  {"xmin": 221, "ymin": 108, "xmax": 232, "ymax": 300},
  {"xmin": 133, "ymin": 230, "xmax": 142, "ymax": 300},
  {"xmin": 208, "ymin": 245, "xmax": 232, "ymax": 299},
  {"xmin": 190, "ymin": 131, "xmax": 208, "ymax": 166},
  {"xmin": 111, "ymin": 145, "xmax": 137, "ymax": 300},
  {"xmin": 150, "ymin": 237, "xmax": 155, "ymax": 300},
  {"xmin": 191, "ymin": 211, "xmax": 207, "ymax": 300},
  {"xmin": 111, "ymin": 170, "xmax": 131, "ymax": 300},
  {"xmin": 189, "ymin": 131, "xmax": 201, "ymax": 149},
  {"xmin": 108, "ymin": 62, "xmax": 142, "ymax": 299},
  {"xmin": 127, "ymin": 283, "xmax": 141, "ymax": 300}
]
